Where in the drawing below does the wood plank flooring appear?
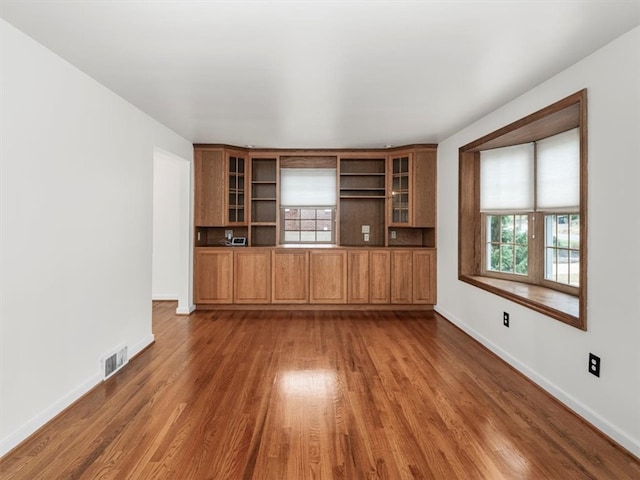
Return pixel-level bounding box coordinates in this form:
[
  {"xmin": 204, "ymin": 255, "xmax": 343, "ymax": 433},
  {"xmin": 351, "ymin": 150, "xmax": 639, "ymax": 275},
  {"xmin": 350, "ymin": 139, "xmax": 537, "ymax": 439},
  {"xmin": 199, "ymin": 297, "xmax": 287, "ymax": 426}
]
[{"xmin": 1, "ymin": 303, "xmax": 638, "ymax": 479}]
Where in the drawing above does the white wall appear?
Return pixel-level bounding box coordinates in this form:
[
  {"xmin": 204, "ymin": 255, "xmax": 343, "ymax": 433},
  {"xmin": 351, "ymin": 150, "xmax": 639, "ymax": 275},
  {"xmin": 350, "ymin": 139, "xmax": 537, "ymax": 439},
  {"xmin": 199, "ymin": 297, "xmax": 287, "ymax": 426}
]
[
  {"xmin": 0, "ymin": 20, "xmax": 193, "ymax": 455},
  {"xmin": 437, "ymin": 26, "xmax": 640, "ymax": 456},
  {"xmin": 152, "ymin": 151, "xmax": 183, "ymax": 301}
]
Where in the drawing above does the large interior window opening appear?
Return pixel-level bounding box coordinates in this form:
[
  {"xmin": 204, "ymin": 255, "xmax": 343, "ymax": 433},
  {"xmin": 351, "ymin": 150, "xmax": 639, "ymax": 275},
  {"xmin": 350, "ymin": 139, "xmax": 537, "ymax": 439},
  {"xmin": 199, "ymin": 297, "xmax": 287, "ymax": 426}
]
[{"xmin": 458, "ymin": 90, "xmax": 587, "ymax": 329}]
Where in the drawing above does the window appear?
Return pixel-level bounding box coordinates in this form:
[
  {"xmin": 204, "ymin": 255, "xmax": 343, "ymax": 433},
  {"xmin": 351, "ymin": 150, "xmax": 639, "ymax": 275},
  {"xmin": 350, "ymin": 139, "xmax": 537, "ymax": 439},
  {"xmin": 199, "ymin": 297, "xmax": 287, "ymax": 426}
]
[
  {"xmin": 282, "ymin": 207, "xmax": 335, "ymax": 243},
  {"xmin": 479, "ymin": 128, "xmax": 580, "ymax": 292},
  {"xmin": 280, "ymin": 167, "xmax": 336, "ymax": 244},
  {"xmin": 487, "ymin": 214, "xmax": 529, "ymax": 275},
  {"xmin": 458, "ymin": 90, "xmax": 587, "ymax": 330}
]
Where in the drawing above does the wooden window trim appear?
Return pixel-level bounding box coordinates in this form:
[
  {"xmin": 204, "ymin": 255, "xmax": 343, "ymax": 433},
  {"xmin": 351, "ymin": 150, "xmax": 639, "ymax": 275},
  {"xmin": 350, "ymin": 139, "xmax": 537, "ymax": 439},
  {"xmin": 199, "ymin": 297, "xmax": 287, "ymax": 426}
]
[{"xmin": 458, "ymin": 90, "xmax": 588, "ymax": 330}]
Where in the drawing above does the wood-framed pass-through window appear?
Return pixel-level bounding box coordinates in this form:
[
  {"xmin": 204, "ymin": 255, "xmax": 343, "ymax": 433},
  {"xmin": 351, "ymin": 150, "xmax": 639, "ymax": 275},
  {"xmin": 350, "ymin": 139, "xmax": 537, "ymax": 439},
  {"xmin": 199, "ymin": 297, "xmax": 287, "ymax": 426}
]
[{"xmin": 458, "ymin": 90, "xmax": 588, "ymax": 330}]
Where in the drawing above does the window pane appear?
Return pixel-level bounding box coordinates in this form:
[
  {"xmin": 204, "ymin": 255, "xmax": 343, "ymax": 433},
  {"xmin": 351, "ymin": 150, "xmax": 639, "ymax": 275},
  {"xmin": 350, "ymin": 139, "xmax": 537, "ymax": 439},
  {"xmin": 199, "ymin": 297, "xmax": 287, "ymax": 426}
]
[
  {"xmin": 488, "ymin": 215, "xmax": 499, "ymax": 242},
  {"xmin": 569, "ymin": 251, "xmax": 580, "ymax": 287},
  {"xmin": 300, "ymin": 219, "xmax": 316, "ymax": 231},
  {"xmin": 515, "ymin": 215, "xmax": 528, "ymax": 245},
  {"xmin": 317, "ymin": 209, "xmax": 332, "ymax": 220},
  {"xmin": 545, "ymin": 247, "xmax": 557, "ymax": 281},
  {"xmin": 300, "ymin": 231, "xmax": 316, "ymax": 242},
  {"xmin": 284, "ymin": 231, "xmax": 300, "ymax": 242},
  {"xmin": 515, "ymin": 245, "xmax": 528, "ymax": 275},
  {"xmin": 544, "ymin": 213, "xmax": 579, "ymax": 287},
  {"xmin": 488, "ymin": 243, "xmax": 500, "ymax": 271},
  {"xmin": 500, "ymin": 244, "xmax": 513, "ymax": 272},
  {"xmin": 284, "ymin": 208, "xmax": 299, "ymax": 220},
  {"xmin": 501, "ymin": 215, "xmax": 514, "ymax": 243},
  {"xmin": 300, "ymin": 209, "xmax": 316, "ymax": 219},
  {"xmin": 317, "ymin": 220, "xmax": 331, "ymax": 231},
  {"xmin": 317, "ymin": 231, "xmax": 332, "ymax": 242},
  {"xmin": 285, "ymin": 219, "xmax": 300, "ymax": 231},
  {"xmin": 569, "ymin": 215, "xmax": 580, "ymax": 249}
]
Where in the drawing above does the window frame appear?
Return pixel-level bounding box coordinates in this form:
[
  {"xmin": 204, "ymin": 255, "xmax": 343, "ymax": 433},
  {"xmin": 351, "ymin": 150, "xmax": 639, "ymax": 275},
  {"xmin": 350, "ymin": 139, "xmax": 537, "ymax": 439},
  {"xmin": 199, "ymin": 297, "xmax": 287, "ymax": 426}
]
[{"xmin": 458, "ymin": 90, "xmax": 587, "ymax": 330}]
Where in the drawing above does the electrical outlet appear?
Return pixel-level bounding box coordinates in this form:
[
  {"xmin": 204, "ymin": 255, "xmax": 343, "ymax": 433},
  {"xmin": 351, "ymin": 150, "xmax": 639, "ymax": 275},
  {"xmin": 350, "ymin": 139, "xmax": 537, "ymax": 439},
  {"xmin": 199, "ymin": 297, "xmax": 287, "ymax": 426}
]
[
  {"xmin": 364, "ymin": 233, "xmax": 370, "ymax": 242},
  {"xmin": 225, "ymin": 229, "xmax": 233, "ymax": 240},
  {"xmin": 390, "ymin": 230, "xmax": 397, "ymax": 239},
  {"xmin": 589, "ymin": 353, "xmax": 601, "ymax": 377},
  {"xmin": 503, "ymin": 312, "xmax": 510, "ymax": 327}
]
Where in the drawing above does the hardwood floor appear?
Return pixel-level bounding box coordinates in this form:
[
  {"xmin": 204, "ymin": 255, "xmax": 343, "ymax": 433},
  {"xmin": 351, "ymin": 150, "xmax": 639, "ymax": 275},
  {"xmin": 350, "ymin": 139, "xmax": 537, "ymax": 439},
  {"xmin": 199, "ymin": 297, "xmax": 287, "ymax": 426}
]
[{"xmin": 1, "ymin": 303, "xmax": 638, "ymax": 479}]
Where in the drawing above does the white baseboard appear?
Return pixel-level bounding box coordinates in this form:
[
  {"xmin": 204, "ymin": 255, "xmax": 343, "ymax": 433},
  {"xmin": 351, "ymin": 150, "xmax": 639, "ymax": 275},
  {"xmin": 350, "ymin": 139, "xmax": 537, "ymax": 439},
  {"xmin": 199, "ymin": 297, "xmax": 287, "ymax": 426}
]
[
  {"xmin": 0, "ymin": 334, "xmax": 155, "ymax": 458},
  {"xmin": 0, "ymin": 372, "xmax": 102, "ymax": 457},
  {"xmin": 176, "ymin": 304, "xmax": 196, "ymax": 315},
  {"xmin": 434, "ymin": 305, "xmax": 640, "ymax": 459},
  {"xmin": 130, "ymin": 334, "xmax": 155, "ymax": 357}
]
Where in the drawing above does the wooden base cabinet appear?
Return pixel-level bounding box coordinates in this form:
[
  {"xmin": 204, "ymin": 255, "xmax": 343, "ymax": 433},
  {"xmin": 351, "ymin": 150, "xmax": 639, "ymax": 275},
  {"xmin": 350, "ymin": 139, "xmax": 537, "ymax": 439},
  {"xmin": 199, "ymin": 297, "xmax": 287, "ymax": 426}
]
[
  {"xmin": 390, "ymin": 250, "xmax": 413, "ymax": 304},
  {"xmin": 310, "ymin": 250, "xmax": 347, "ymax": 303},
  {"xmin": 348, "ymin": 250, "xmax": 370, "ymax": 303},
  {"xmin": 194, "ymin": 247, "xmax": 435, "ymax": 307},
  {"xmin": 234, "ymin": 249, "xmax": 271, "ymax": 304},
  {"xmin": 370, "ymin": 250, "xmax": 391, "ymax": 304},
  {"xmin": 272, "ymin": 250, "xmax": 309, "ymax": 303},
  {"xmin": 194, "ymin": 249, "xmax": 233, "ymax": 303},
  {"xmin": 413, "ymin": 249, "xmax": 436, "ymax": 304}
]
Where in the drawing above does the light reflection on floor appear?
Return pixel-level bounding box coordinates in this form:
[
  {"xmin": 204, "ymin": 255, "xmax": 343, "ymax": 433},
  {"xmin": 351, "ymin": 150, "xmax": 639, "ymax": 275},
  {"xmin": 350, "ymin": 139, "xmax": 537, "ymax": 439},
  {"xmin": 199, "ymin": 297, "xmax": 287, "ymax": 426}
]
[{"xmin": 279, "ymin": 369, "xmax": 337, "ymax": 398}]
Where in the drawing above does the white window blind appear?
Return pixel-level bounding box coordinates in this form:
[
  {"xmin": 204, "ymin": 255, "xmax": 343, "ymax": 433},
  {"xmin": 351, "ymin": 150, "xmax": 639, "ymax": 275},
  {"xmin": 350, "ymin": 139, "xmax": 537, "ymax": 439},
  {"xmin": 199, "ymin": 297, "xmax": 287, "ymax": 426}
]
[
  {"xmin": 280, "ymin": 168, "xmax": 337, "ymax": 206},
  {"xmin": 536, "ymin": 128, "xmax": 580, "ymax": 211},
  {"xmin": 480, "ymin": 143, "xmax": 534, "ymax": 212}
]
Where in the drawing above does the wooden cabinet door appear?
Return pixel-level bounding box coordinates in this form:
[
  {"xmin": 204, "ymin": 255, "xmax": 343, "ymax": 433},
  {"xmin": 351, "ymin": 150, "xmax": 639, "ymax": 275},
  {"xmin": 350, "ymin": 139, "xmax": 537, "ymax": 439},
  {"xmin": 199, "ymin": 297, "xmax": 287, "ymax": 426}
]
[
  {"xmin": 194, "ymin": 249, "xmax": 233, "ymax": 303},
  {"xmin": 194, "ymin": 149, "xmax": 225, "ymax": 226},
  {"xmin": 226, "ymin": 151, "xmax": 247, "ymax": 225},
  {"xmin": 234, "ymin": 249, "xmax": 270, "ymax": 304},
  {"xmin": 412, "ymin": 149, "xmax": 437, "ymax": 228},
  {"xmin": 388, "ymin": 152, "xmax": 412, "ymax": 226},
  {"xmin": 370, "ymin": 250, "xmax": 390, "ymax": 304},
  {"xmin": 310, "ymin": 250, "xmax": 347, "ymax": 304},
  {"xmin": 348, "ymin": 250, "xmax": 369, "ymax": 303},
  {"xmin": 413, "ymin": 249, "xmax": 436, "ymax": 304},
  {"xmin": 271, "ymin": 251, "xmax": 309, "ymax": 303},
  {"xmin": 390, "ymin": 250, "xmax": 413, "ymax": 304}
]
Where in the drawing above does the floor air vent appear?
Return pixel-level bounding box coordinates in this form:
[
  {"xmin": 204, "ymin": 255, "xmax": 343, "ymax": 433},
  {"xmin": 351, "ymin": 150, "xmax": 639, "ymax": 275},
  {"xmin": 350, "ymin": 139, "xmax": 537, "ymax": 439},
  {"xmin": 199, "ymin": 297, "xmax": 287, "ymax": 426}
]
[{"xmin": 102, "ymin": 346, "xmax": 128, "ymax": 380}]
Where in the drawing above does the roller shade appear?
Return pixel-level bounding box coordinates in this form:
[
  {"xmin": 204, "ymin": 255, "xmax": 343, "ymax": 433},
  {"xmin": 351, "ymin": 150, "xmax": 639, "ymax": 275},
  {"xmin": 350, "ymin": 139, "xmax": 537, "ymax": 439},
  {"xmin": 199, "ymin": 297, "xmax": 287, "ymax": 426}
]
[
  {"xmin": 281, "ymin": 168, "xmax": 336, "ymax": 206},
  {"xmin": 480, "ymin": 143, "xmax": 534, "ymax": 212},
  {"xmin": 536, "ymin": 128, "xmax": 580, "ymax": 211}
]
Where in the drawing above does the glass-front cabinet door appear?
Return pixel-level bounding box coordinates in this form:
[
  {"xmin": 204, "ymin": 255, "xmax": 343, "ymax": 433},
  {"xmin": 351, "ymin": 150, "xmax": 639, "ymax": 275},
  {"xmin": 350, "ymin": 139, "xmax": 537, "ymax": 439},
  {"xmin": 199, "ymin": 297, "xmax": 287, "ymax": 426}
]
[
  {"xmin": 227, "ymin": 153, "xmax": 246, "ymax": 224},
  {"xmin": 389, "ymin": 153, "xmax": 411, "ymax": 225}
]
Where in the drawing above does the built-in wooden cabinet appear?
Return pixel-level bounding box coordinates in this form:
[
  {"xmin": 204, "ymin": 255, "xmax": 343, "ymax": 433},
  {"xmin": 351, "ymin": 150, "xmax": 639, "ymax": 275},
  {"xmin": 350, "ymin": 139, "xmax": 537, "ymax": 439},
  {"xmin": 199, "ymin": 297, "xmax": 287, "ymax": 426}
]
[
  {"xmin": 234, "ymin": 249, "xmax": 271, "ymax": 303},
  {"xmin": 193, "ymin": 247, "xmax": 433, "ymax": 307},
  {"xmin": 348, "ymin": 250, "xmax": 370, "ymax": 303},
  {"xmin": 272, "ymin": 250, "xmax": 309, "ymax": 303},
  {"xmin": 193, "ymin": 144, "xmax": 436, "ymax": 309},
  {"xmin": 194, "ymin": 249, "xmax": 233, "ymax": 303},
  {"xmin": 227, "ymin": 152, "xmax": 247, "ymax": 225},
  {"xmin": 413, "ymin": 249, "xmax": 436, "ymax": 304},
  {"xmin": 339, "ymin": 157, "xmax": 386, "ymax": 247},
  {"xmin": 370, "ymin": 250, "xmax": 391, "ymax": 304},
  {"xmin": 310, "ymin": 250, "xmax": 347, "ymax": 303},
  {"xmin": 194, "ymin": 148, "xmax": 247, "ymax": 227},
  {"xmin": 390, "ymin": 250, "xmax": 413, "ymax": 304},
  {"xmin": 194, "ymin": 148, "xmax": 226, "ymax": 227},
  {"xmin": 387, "ymin": 147, "xmax": 437, "ymax": 249},
  {"xmin": 250, "ymin": 157, "xmax": 278, "ymax": 246}
]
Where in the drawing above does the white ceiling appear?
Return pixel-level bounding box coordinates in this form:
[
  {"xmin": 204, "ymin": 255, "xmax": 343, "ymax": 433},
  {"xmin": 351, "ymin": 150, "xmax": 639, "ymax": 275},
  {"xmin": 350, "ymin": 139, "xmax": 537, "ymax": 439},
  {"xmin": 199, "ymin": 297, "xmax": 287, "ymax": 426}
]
[{"xmin": 1, "ymin": 1, "xmax": 639, "ymax": 148}]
